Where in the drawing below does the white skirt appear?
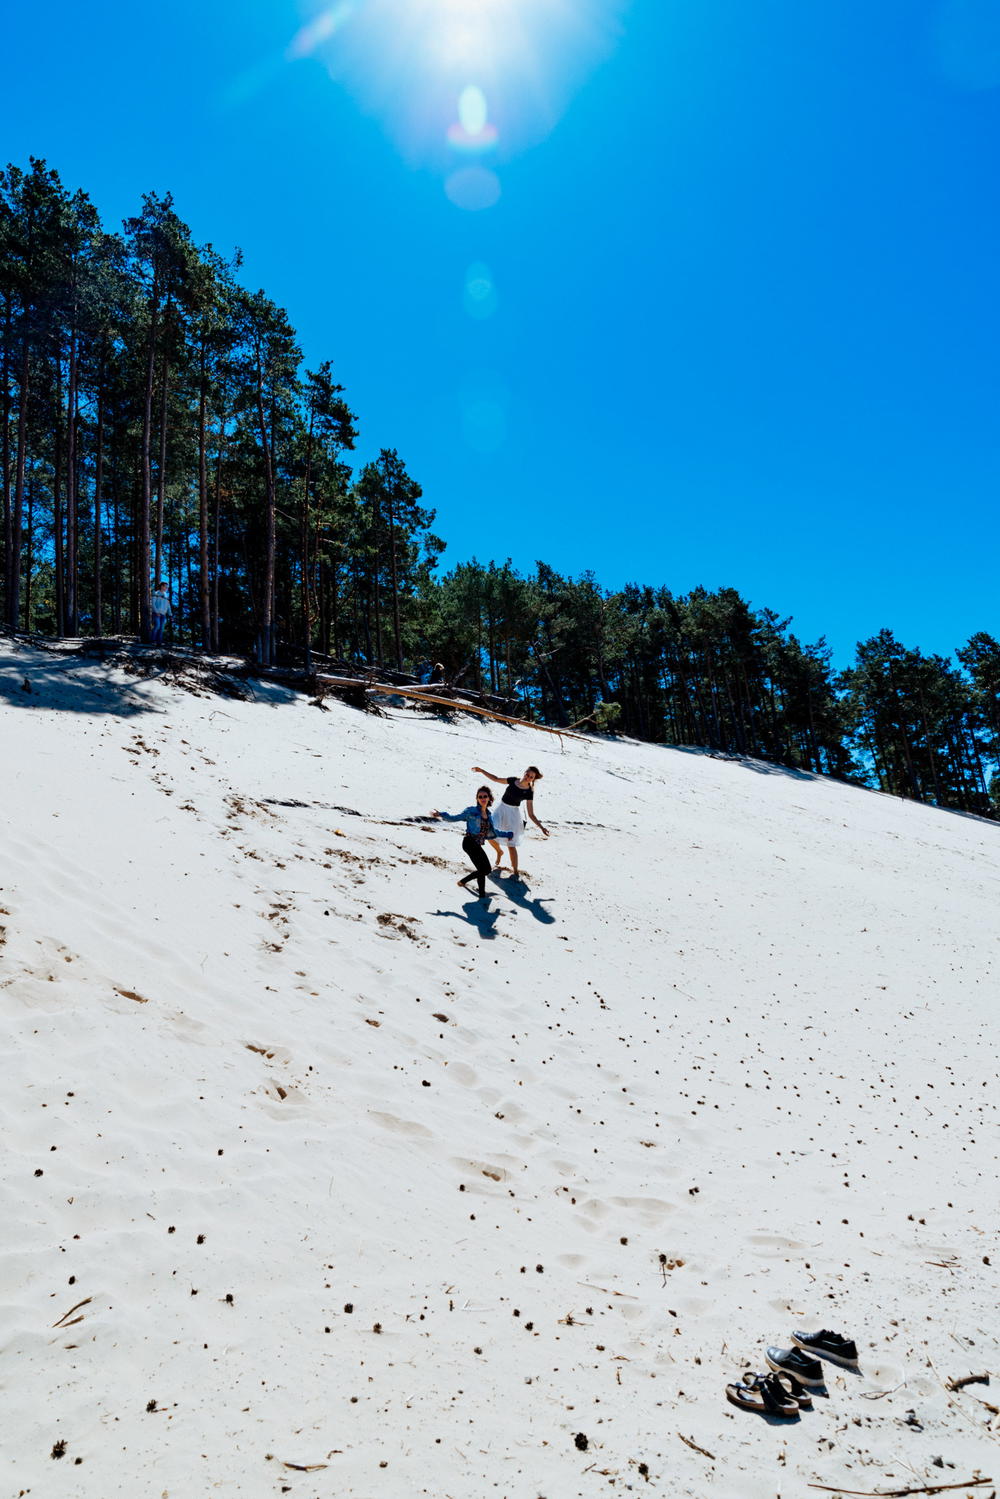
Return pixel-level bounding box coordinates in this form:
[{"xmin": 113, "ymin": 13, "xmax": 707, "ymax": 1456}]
[{"xmin": 492, "ymin": 798, "xmax": 527, "ymax": 847}]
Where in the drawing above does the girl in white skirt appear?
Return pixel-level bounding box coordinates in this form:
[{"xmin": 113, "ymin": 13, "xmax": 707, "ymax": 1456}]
[{"xmin": 471, "ymin": 765, "xmax": 548, "ymax": 879}]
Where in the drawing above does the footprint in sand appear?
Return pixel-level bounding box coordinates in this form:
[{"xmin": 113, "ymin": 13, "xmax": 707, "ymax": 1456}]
[
  {"xmin": 369, "ymin": 1111, "xmax": 433, "ymax": 1140},
  {"xmin": 577, "ymin": 1198, "xmax": 610, "ymax": 1221},
  {"xmin": 748, "ymin": 1230, "xmax": 809, "ymax": 1256},
  {"xmin": 863, "ymin": 1358, "xmax": 905, "ymax": 1387},
  {"xmin": 244, "ymin": 1042, "xmax": 294, "ymax": 1066},
  {"xmin": 441, "ymin": 1060, "xmax": 478, "ymax": 1087},
  {"xmin": 450, "ymin": 1154, "xmax": 523, "ymax": 1182},
  {"xmin": 259, "ymin": 1081, "xmax": 308, "ymax": 1108},
  {"xmin": 608, "ymin": 1195, "xmax": 675, "ymax": 1225},
  {"xmin": 493, "ymin": 1099, "xmax": 528, "ymax": 1124}
]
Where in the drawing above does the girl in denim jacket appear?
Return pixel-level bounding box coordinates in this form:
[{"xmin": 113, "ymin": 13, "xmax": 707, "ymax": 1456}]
[{"xmin": 431, "ymin": 785, "xmax": 512, "ymax": 899}]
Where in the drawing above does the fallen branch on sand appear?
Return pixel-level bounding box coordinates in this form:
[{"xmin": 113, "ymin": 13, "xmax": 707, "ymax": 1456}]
[
  {"xmin": 807, "ymin": 1479, "xmax": 993, "ymax": 1497},
  {"xmin": 314, "ymin": 676, "xmax": 591, "ymax": 743},
  {"xmin": 928, "ymin": 1352, "xmax": 1000, "ymax": 1443},
  {"xmin": 677, "ymin": 1433, "xmax": 715, "ymax": 1460},
  {"xmin": 946, "ymin": 1373, "xmax": 991, "ymax": 1392}
]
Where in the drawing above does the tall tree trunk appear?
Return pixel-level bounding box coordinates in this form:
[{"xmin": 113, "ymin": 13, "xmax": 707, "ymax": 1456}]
[
  {"xmin": 888, "ymin": 661, "xmax": 919, "ymax": 799},
  {"xmin": 1, "ymin": 294, "xmax": 11, "ymax": 624},
  {"xmin": 154, "ymin": 350, "xmax": 169, "ymax": 585},
  {"xmin": 112, "ymin": 471, "xmax": 122, "ymax": 635},
  {"xmin": 23, "ymin": 467, "xmax": 34, "ymax": 631},
  {"xmin": 7, "ymin": 339, "xmax": 29, "ymax": 631},
  {"xmin": 301, "ymin": 409, "xmax": 314, "ymax": 672},
  {"xmin": 211, "ymin": 416, "xmax": 224, "ymax": 652},
  {"xmin": 65, "ymin": 325, "xmax": 79, "ymax": 634},
  {"xmin": 330, "ymin": 558, "xmax": 340, "ymax": 659},
  {"xmin": 184, "ymin": 514, "xmax": 193, "ymax": 644},
  {"xmin": 916, "ymin": 684, "xmax": 942, "ymax": 806},
  {"xmin": 139, "ymin": 280, "xmax": 159, "ymax": 640},
  {"xmin": 197, "ymin": 340, "xmax": 211, "ymax": 647},
  {"xmin": 54, "ymin": 360, "xmax": 65, "ymax": 636},
  {"xmin": 388, "ymin": 494, "xmax": 402, "ymax": 671},
  {"xmin": 93, "ymin": 383, "xmax": 104, "ymax": 635},
  {"xmin": 486, "ymin": 611, "xmax": 496, "ymax": 692},
  {"xmin": 253, "ymin": 346, "xmax": 276, "ymax": 666},
  {"xmin": 318, "ymin": 553, "xmax": 328, "ymax": 656}
]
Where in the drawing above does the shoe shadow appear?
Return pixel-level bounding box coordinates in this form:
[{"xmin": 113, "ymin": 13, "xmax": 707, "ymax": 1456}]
[
  {"xmin": 493, "ymin": 876, "xmax": 556, "ymax": 925},
  {"xmin": 430, "ymin": 903, "xmax": 502, "ymax": 939}
]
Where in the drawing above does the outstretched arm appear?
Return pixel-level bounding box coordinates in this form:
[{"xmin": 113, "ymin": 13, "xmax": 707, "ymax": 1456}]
[
  {"xmin": 471, "ymin": 765, "xmax": 507, "ymax": 784},
  {"xmin": 527, "ymin": 804, "xmax": 549, "ymax": 837}
]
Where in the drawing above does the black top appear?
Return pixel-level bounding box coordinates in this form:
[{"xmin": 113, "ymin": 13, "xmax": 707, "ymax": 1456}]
[{"xmin": 502, "ymin": 777, "xmax": 534, "ymax": 807}]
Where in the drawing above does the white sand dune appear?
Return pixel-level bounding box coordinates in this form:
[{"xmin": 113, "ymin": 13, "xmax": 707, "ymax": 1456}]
[{"xmin": 1, "ymin": 640, "xmax": 997, "ymax": 1498}]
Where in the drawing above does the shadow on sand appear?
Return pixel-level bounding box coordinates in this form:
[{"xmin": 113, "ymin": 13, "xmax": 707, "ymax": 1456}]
[
  {"xmin": 431, "ymin": 899, "xmax": 503, "ymax": 939},
  {"xmin": 491, "ymin": 873, "xmax": 556, "ymax": 924},
  {"xmin": 0, "ymin": 642, "xmax": 300, "ymax": 717},
  {"xmin": 670, "ymin": 744, "xmax": 815, "ymax": 782},
  {"xmin": 0, "ymin": 654, "xmax": 150, "ymax": 717}
]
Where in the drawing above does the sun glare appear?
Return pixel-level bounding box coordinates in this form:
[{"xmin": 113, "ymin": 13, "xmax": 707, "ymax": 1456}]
[{"xmin": 289, "ymin": 0, "xmax": 629, "ymax": 164}]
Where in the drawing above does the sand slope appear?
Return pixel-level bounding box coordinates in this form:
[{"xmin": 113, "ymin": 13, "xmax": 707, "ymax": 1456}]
[{"xmin": 1, "ymin": 641, "xmax": 997, "ymax": 1498}]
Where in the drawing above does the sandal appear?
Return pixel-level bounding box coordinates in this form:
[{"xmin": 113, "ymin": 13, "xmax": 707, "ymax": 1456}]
[
  {"xmin": 725, "ymin": 1371, "xmax": 800, "ymax": 1417},
  {"xmin": 768, "ymin": 1371, "xmax": 813, "ymax": 1411}
]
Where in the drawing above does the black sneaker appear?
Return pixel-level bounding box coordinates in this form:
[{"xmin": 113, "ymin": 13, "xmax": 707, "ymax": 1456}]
[
  {"xmin": 765, "ymin": 1345, "xmax": 825, "ymax": 1387},
  {"xmin": 791, "ymin": 1329, "xmax": 859, "ymax": 1367}
]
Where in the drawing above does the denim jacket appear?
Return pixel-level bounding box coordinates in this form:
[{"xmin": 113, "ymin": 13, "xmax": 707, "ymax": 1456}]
[{"xmin": 437, "ymin": 807, "xmax": 512, "ymax": 842}]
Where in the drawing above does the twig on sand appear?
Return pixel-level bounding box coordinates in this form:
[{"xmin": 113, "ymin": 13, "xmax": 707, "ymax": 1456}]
[
  {"xmin": 281, "ymin": 1460, "xmax": 328, "ymax": 1471},
  {"xmin": 928, "ymin": 1353, "xmax": 1000, "ymax": 1444},
  {"xmin": 577, "ymin": 1282, "xmax": 638, "ymax": 1298},
  {"xmin": 946, "ymin": 1374, "xmax": 990, "ymax": 1392},
  {"xmin": 807, "ymin": 1480, "xmax": 992, "ymax": 1496},
  {"xmin": 52, "ymin": 1296, "xmax": 92, "ymax": 1328},
  {"xmin": 677, "ymin": 1433, "xmax": 715, "ymax": 1460}
]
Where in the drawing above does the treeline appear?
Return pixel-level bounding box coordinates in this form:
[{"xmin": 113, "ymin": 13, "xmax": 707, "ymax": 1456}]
[{"xmin": 2, "ymin": 159, "xmax": 998, "ymax": 817}]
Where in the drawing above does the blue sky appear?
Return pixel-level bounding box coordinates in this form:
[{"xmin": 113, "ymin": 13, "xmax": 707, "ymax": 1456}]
[{"xmin": 3, "ymin": 0, "xmax": 999, "ymax": 665}]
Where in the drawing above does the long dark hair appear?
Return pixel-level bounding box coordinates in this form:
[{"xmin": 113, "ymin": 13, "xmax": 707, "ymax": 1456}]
[{"xmin": 476, "ymin": 785, "xmax": 494, "ymax": 806}]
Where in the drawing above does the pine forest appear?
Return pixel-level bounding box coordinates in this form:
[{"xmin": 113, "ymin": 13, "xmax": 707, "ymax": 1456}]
[{"xmin": 2, "ymin": 159, "xmax": 998, "ymax": 818}]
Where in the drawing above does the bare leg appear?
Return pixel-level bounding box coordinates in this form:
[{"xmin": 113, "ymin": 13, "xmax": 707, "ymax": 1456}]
[
  {"xmin": 489, "ymin": 839, "xmax": 504, "ymax": 869},
  {"xmin": 508, "ymin": 845, "xmax": 519, "ymax": 877}
]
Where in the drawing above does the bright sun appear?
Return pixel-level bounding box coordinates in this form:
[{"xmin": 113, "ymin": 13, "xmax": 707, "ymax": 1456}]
[{"xmin": 288, "ymin": 0, "xmax": 627, "ymax": 159}]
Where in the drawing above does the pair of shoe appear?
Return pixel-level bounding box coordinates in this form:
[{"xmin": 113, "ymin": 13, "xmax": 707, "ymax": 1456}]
[
  {"xmin": 787, "ymin": 1328, "xmax": 859, "ymax": 1369},
  {"xmin": 726, "ymin": 1369, "xmax": 812, "ymax": 1418},
  {"xmin": 726, "ymin": 1330, "xmax": 859, "ymax": 1419}
]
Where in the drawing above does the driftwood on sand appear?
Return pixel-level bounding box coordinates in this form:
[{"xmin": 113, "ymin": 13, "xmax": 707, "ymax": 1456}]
[{"xmin": 313, "ymin": 676, "xmax": 591, "ymax": 743}]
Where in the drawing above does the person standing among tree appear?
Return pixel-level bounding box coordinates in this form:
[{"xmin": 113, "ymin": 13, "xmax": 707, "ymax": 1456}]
[
  {"xmin": 431, "ymin": 786, "xmax": 512, "ymax": 900},
  {"xmin": 150, "ymin": 580, "xmax": 172, "ymax": 645},
  {"xmin": 471, "ymin": 765, "xmax": 548, "ymax": 878}
]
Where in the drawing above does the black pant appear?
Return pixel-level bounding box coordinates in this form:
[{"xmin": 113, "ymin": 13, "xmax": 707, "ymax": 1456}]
[{"xmin": 461, "ymin": 836, "xmax": 491, "ymax": 896}]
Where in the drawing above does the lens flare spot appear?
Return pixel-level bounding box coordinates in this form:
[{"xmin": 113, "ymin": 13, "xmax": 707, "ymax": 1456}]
[
  {"xmin": 463, "ymin": 261, "xmax": 498, "ymax": 319},
  {"xmin": 447, "ymin": 121, "xmax": 499, "ymax": 151},
  {"xmin": 288, "ymin": 2, "xmax": 354, "ymax": 61},
  {"xmin": 445, "ymin": 166, "xmax": 501, "ymax": 211},
  {"xmin": 458, "ymin": 84, "xmax": 488, "ymax": 135},
  {"xmin": 448, "ymin": 83, "xmax": 498, "ymax": 150}
]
